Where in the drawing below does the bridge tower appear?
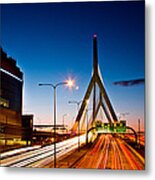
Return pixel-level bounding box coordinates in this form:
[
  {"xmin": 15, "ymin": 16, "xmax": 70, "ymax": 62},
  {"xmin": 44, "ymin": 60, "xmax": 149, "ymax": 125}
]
[{"xmin": 72, "ymin": 34, "xmax": 118, "ymax": 133}]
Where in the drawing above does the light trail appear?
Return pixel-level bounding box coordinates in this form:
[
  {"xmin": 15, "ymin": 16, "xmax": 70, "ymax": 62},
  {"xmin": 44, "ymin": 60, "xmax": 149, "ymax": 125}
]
[
  {"xmin": 0, "ymin": 134, "xmax": 86, "ymax": 167},
  {"xmin": 0, "ymin": 134, "xmax": 144, "ymax": 169},
  {"xmin": 74, "ymin": 134, "xmax": 145, "ymax": 170},
  {"xmin": 125, "ymin": 134, "xmax": 145, "ymax": 146},
  {"xmin": 0, "ymin": 145, "xmax": 41, "ymax": 159}
]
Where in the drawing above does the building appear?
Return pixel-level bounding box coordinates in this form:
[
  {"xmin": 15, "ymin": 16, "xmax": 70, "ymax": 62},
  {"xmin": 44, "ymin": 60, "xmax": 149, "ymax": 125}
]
[
  {"xmin": 0, "ymin": 48, "xmax": 23, "ymax": 113},
  {"xmin": 0, "ymin": 48, "xmax": 23, "ymax": 151},
  {"xmin": 22, "ymin": 115, "xmax": 33, "ymax": 145}
]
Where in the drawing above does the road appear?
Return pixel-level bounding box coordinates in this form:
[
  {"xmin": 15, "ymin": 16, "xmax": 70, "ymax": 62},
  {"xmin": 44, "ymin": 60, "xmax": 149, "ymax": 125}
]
[
  {"xmin": 73, "ymin": 134, "xmax": 145, "ymax": 170},
  {"xmin": 0, "ymin": 134, "xmax": 145, "ymax": 169},
  {"xmin": 0, "ymin": 134, "xmax": 86, "ymax": 167},
  {"xmin": 125, "ymin": 134, "xmax": 145, "ymax": 146}
]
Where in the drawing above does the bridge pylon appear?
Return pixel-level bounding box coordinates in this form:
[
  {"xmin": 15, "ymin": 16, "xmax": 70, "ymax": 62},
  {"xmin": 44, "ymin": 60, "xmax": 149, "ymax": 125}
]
[{"xmin": 72, "ymin": 34, "xmax": 118, "ymax": 134}]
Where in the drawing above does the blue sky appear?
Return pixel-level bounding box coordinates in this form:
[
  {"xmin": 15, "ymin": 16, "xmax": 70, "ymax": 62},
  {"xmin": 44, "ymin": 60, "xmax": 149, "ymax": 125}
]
[{"xmin": 1, "ymin": 1, "xmax": 145, "ymax": 130}]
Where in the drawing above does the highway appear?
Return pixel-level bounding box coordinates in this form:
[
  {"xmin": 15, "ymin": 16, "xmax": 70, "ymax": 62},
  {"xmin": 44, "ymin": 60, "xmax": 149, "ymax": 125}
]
[
  {"xmin": 125, "ymin": 134, "xmax": 145, "ymax": 146},
  {"xmin": 0, "ymin": 134, "xmax": 145, "ymax": 169},
  {"xmin": 73, "ymin": 134, "xmax": 144, "ymax": 170},
  {"xmin": 0, "ymin": 134, "xmax": 86, "ymax": 167}
]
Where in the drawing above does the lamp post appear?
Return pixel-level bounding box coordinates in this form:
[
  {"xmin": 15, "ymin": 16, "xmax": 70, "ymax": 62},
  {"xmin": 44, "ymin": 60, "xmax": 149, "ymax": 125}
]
[
  {"xmin": 68, "ymin": 100, "xmax": 82, "ymax": 151},
  {"xmin": 62, "ymin": 113, "xmax": 68, "ymax": 133},
  {"xmin": 118, "ymin": 112, "xmax": 130, "ymax": 120},
  {"xmin": 68, "ymin": 100, "xmax": 89, "ymax": 151},
  {"xmin": 39, "ymin": 79, "xmax": 74, "ymax": 168},
  {"xmin": 138, "ymin": 119, "xmax": 140, "ymax": 146},
  {"xmin": 85, "ymin": 107, "xmax": 92, "ymax": 145}
]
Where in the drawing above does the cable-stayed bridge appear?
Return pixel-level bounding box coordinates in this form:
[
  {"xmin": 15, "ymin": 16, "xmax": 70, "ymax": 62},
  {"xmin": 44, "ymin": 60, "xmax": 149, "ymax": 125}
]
[{"xmin": 0, "ymin": 35, "xmax": 145, "ymax": 169}]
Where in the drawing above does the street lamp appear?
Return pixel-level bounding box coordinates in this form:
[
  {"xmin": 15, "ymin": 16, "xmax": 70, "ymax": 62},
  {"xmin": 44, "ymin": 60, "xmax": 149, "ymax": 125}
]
[
  {"xmin": 38, "ymin": 79, "xmax": 74, "ymax": 168},
  {"xmin": 86, "ymin": 107, "xmax": 92, "ymax": 145},
  {"xmin": 68, "ymin": 100, "xmax": 82, "ymax": 110},
  {"xmin": 62, "ymin": 113, "xmax": 69, "ymax": 133},
  {"xmin": 68, "ymin": 100, "xmax": 88, "ymax": 151},
  {"xmin": 138, "ymin": 119, "xmax": 141, "ymax": 147},
  {"xmin": 118, "ymin": 112, "xmax": 130, "ymax": 120},
  {"xmin": 68, "ymin": 100, "xmax": 82, "ymax": 151}
]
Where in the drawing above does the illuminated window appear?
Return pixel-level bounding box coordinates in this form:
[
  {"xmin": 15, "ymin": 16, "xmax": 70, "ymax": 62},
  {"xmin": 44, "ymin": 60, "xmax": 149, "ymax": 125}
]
[{"xmin": 0, "ymin": 97, "xmax": 9, "ymax": 108}]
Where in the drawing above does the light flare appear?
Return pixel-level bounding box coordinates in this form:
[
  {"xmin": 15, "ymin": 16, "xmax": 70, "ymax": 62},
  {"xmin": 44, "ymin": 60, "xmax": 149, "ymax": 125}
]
[{"xmin": 65, "ymin": 78, "xmax": 75, "ymax": 89}]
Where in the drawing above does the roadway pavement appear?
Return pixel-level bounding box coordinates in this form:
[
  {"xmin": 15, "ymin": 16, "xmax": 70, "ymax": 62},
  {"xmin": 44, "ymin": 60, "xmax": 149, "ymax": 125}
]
[
  {"xmin": 0, "ymin": 134, "xmax": 86, "ymax": 167},
  {"xmin": 44, "ymin": 134, "xmax": 145, "ymax": 170},
  {"xmin": 0, "ymin": 134, "xmax": 145, "ymax": 170},
  {"xmin": 70, "ymin": 134, "xmax": 144, "ymax": 169}
]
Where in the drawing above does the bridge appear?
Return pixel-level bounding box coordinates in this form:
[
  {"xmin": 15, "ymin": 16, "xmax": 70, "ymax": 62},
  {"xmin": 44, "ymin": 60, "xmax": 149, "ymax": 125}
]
[{"xmin": 0, "ymin": 35, "xmax": 145, "ymax": 170}]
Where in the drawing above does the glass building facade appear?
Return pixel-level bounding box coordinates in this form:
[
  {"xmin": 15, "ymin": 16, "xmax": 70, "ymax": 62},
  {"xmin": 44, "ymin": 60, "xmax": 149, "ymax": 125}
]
[
  {"xmin": 0, "ymin": 70, "xmax": 23, "ymax": 113},
  {"xmin": 0, "ymin": 48, "xmax": 23, "ymax": 113},
  {"xmin": 0, "ymin": 48, "xmax": 23, "ymax": 151}
]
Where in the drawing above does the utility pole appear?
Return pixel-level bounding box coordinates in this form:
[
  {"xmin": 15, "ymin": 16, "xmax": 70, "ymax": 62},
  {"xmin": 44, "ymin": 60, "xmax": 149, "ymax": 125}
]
[{"xmin": 138, "ymin": 119, "xmax": 140, "ymax": 146}]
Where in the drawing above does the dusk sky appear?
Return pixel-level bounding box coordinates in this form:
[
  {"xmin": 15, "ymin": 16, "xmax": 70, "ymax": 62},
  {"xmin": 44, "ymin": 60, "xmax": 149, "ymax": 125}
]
[{"xmin": 1, "ymin": 1, "xmax": 145, "ymax": 131}]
